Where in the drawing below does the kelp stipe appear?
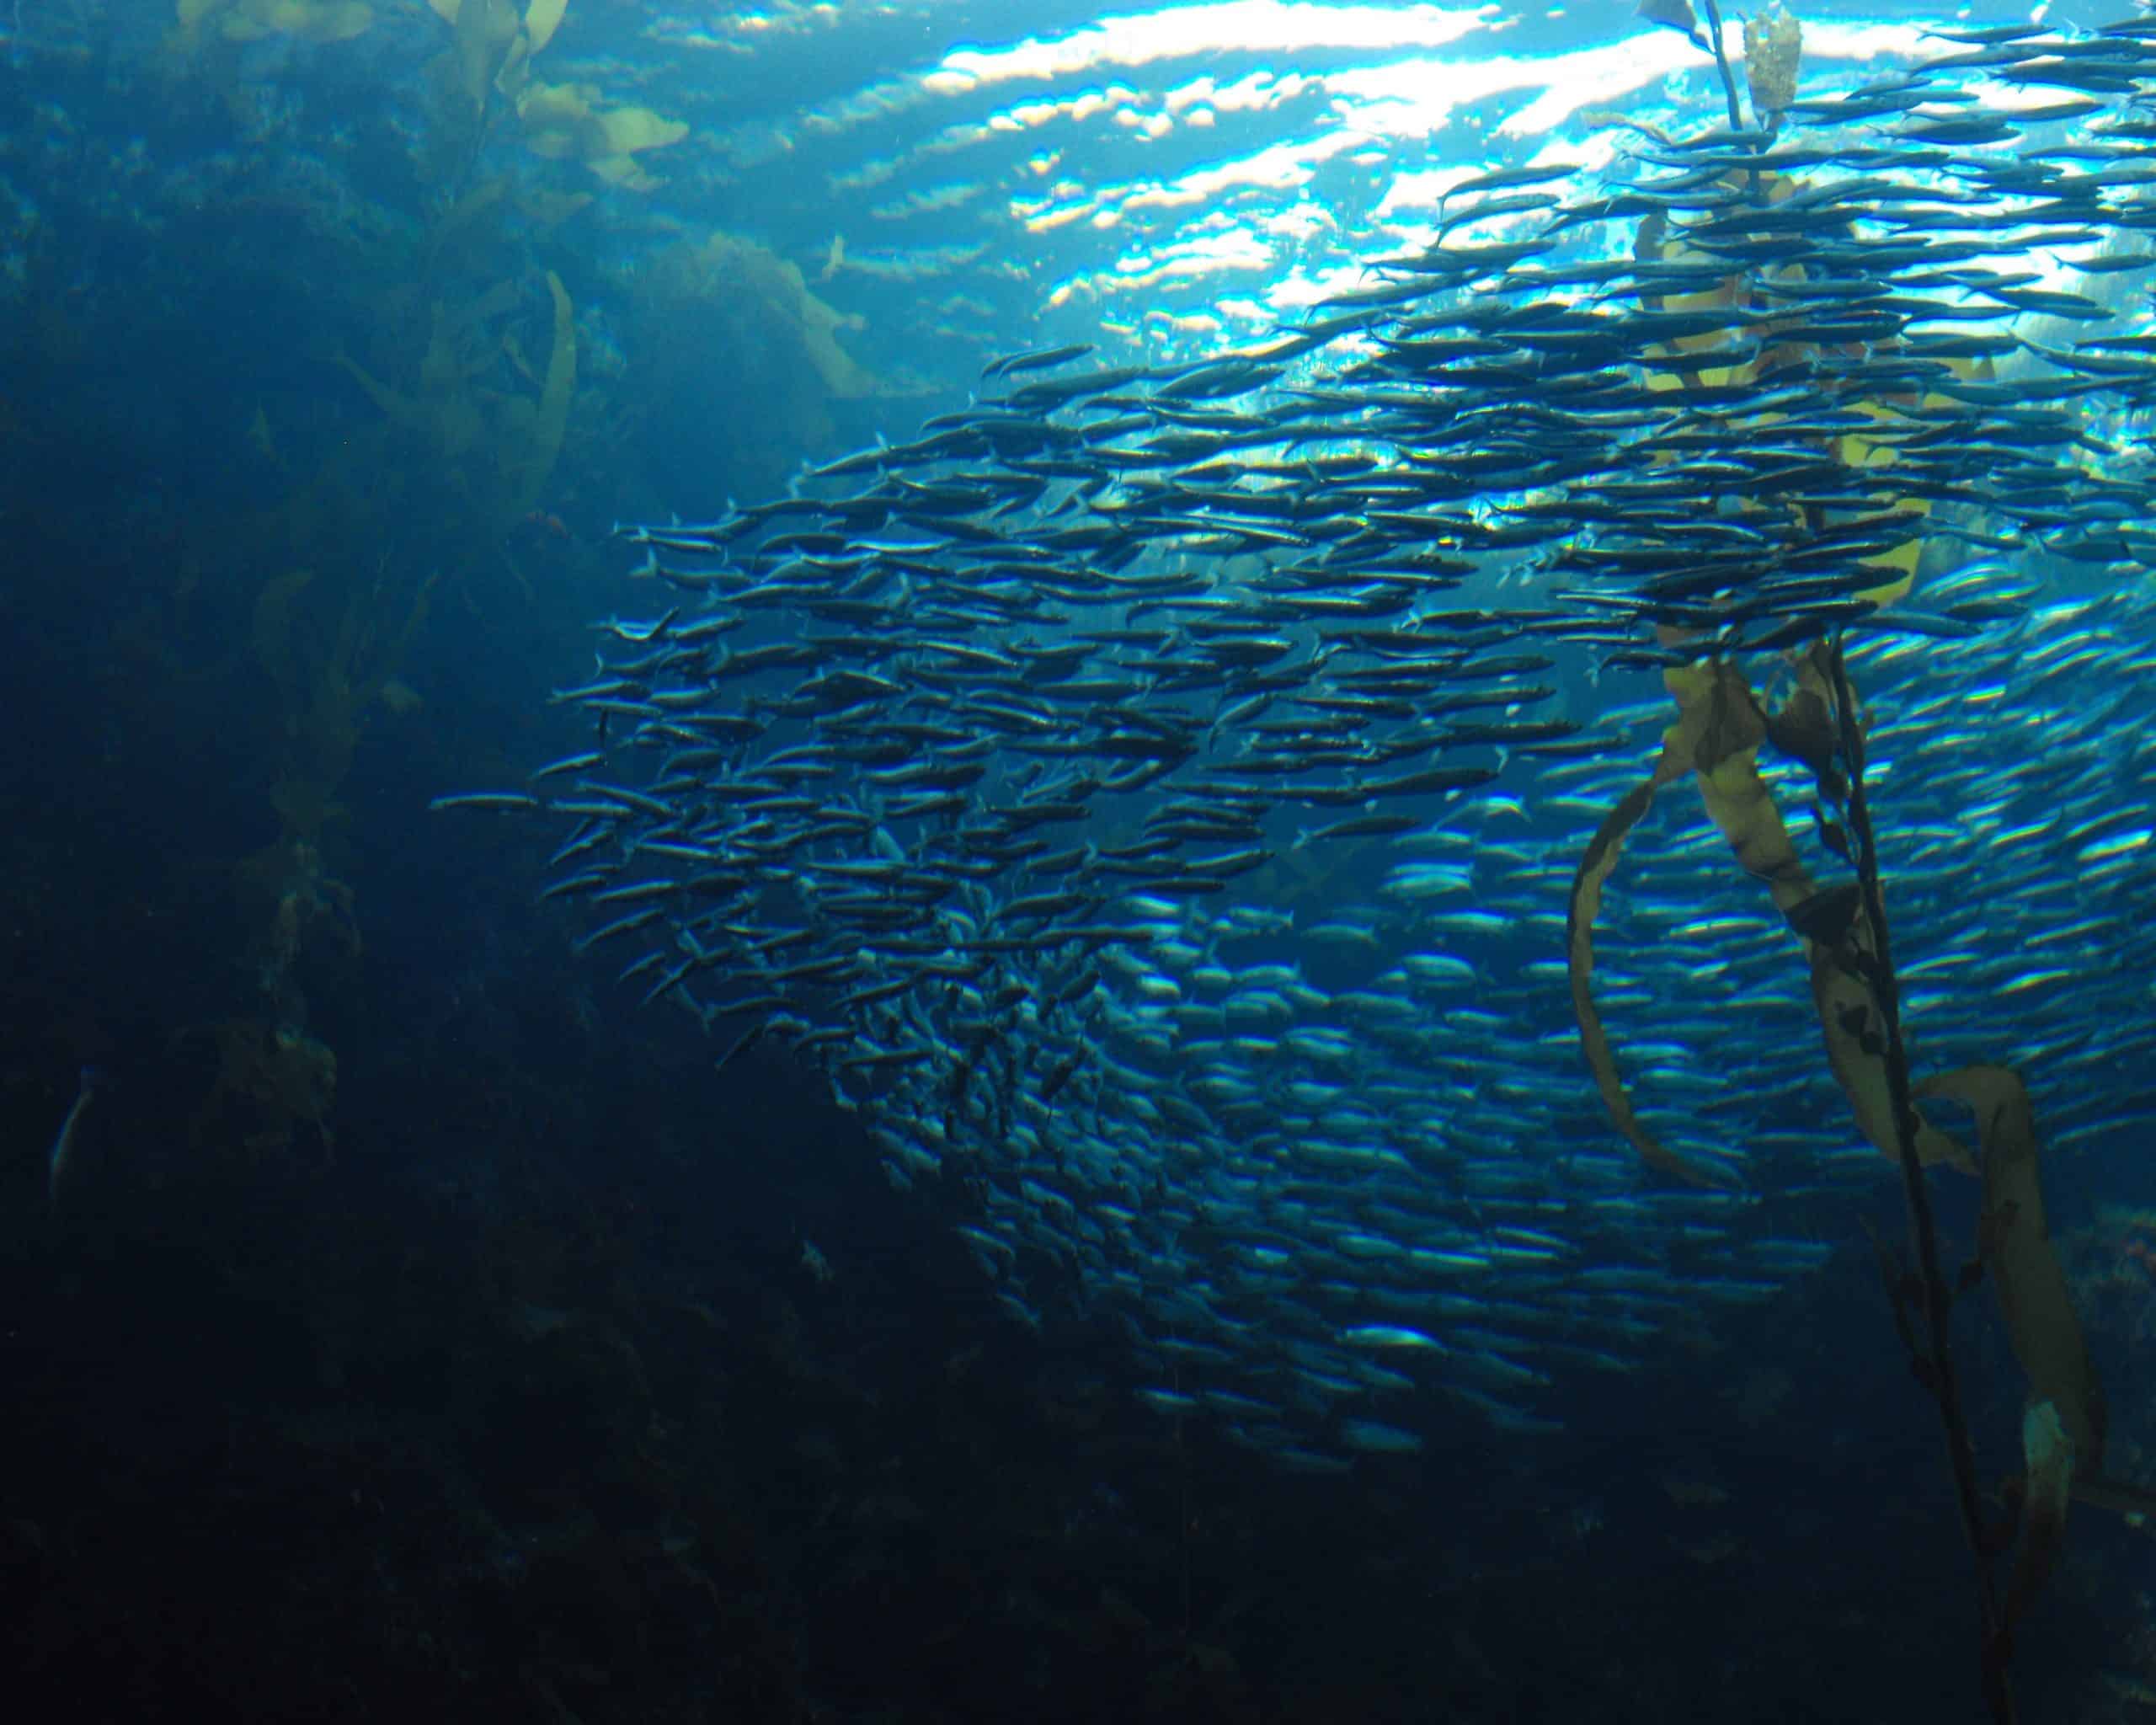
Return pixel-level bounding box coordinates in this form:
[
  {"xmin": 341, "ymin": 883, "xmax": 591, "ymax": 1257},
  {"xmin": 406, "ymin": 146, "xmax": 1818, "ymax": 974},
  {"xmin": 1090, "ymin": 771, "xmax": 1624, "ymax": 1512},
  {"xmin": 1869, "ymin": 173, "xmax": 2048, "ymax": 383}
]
[
  {"xmin": 1561, "ymin": 12, "xmax": 2153, "ymax": 1709},
  {"xmin": 1566, "ymin": 630, "xmax": 2153, "ymax": 1718}
]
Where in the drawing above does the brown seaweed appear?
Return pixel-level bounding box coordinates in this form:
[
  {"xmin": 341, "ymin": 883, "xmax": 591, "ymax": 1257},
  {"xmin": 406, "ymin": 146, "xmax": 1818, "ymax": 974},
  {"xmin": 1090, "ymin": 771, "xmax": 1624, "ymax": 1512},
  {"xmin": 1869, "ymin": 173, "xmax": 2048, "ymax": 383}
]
[
  {"xmin": 1566, "ymin": 633, "xmax": 2144, "ymax": 1720},
  {"xmin": 1566, "ymin": 652, "xmax": 1972, "ymax": 1185}
]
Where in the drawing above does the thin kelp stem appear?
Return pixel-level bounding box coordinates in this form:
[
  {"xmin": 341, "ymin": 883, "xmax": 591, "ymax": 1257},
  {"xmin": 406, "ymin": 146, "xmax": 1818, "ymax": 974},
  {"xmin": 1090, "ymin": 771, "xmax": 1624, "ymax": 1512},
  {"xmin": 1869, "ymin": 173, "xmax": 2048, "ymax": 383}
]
[
  {"xmin": 1697, "ymin": 0, "xmax": 1748, "ymax": 131},
  {"xmin": 1825, "ymin": 638, "xmax": 2013, "ymax": 1723}
]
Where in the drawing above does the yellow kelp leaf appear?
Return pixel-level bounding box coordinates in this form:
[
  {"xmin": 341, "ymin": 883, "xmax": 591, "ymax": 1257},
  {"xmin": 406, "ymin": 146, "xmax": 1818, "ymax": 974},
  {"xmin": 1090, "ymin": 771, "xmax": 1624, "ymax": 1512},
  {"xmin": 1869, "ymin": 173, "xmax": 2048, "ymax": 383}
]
[
  {"xmin": 1641, "ymin": 291, "xmax": 1753, "ymax": 396},
  {"xmin": 484, "ymin": 0, "xmax": 568, "ymax": 93},
  {"xmin": 518, "ymin": 80, "xmax": 687, "ymax": 177},
  {"xmin": 1833, "ymin": 355, "xmax": 1991, "ymax": 607},
  {"xmin": 584, "ymin": 155, "xmax": 662, "ymax": 194},
  {"xmin": 1632, "ymin": 179, "xmax": 1942, "ymax": 609},
  {"xmin": 1569, "ymin": 653, "xmax": 1970, "ymax": 1182},
  {"xmin": 1634, "ymin": 177, "xmax": 1801, "ymax": 395},
  {"xmin": 519, "ymin": 187, "xmax": 593, "ymax": 229},
  {"xmin": 521, "ymin": 0, "xmax": 567, "ymax": 56},
  {"xmin": 494, "ymin": 27, "xmax": 535, "ymax": 93},
  {"xmin": 1852, "ymin": 529, "xmax": 1924, "ymax": 608},
  {"xmin": 2005, "ymin": 1400, "xmax": 2077, "ymax": 1633},
  {"xmin": 377, "ymin": 677, "xmax": 423, "ymax": 716},
  {"xmin": 512, "ymin": 270, "xmax": 575, "ymax": 514},
  {"xmin": 1832, "ymin": 399, "xmax": 1905, "ymax": 473},
  {"xmin": 435, "ymin": 389, "xmax": 488, "ymax": 464},
  {"xmin": 789, "ymin": 283, "xmax": 874, "ymax": 397},
  {"xmin": 690, "ymin": 232, "xmax": 878, "ymax": 398},
  {"xmin": 1566, "ymin": 693, "xmax": 1734, "ymax": 1187},
  {"xmin": 1822, "ymin": 407, "xmax": 1929, "ymax": 604},
  {"xmin": 517, "ymin": 77, "xmax": 599, "ymax": 155},
  {"xmin": 2068, "ymin": 1473, "xmax": 2156, "ymax": 1521},
  {"xmin": 1675, "ymin": 666, "xmax": 1800, "ymax": 902},
  {"xmin": 1804, "ymin": 934, "xmax": 1970, "ymax": 1171},
  {"xmin": 591, "ymin": 103, "xmax": 688, "ymax": 156},
  {"xmin": 341, "ymin": 337, "xmax": 483, "ymax": 463},
  {"xmin": 1568, "ymin": 778, "xmax": 1732, "ymax": 1184},
  {"xmin": 1919, "ymin": 1064, "xmax": 2105, "ymax": 1466},
  {"xmin": 451, "ymin": 0, "xmax": 518, "ymax": 112},
  {"xmin": 1675, "ymin": 658, "xmax": 1972, "ymax": 1174},
  {"xmin": 221, "ymin": 0, "xmax": 372, "ymax": 41}
]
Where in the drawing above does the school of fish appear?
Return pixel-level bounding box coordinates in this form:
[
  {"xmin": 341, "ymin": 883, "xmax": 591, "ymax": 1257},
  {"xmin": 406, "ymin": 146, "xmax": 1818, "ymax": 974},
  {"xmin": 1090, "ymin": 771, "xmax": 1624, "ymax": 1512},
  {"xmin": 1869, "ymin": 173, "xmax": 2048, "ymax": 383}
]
[{"xmin": 439, "ymin": 19, "xmax": 2156, "ymax": 1466}]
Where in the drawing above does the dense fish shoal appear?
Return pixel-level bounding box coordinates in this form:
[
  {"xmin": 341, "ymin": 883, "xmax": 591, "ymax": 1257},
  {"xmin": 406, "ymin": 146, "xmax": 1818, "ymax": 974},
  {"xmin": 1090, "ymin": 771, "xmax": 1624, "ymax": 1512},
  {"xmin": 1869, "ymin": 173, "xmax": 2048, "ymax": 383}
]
[{"xmin": 441, "ymin": 22, "xmax": 2156, "ymax": 1465}]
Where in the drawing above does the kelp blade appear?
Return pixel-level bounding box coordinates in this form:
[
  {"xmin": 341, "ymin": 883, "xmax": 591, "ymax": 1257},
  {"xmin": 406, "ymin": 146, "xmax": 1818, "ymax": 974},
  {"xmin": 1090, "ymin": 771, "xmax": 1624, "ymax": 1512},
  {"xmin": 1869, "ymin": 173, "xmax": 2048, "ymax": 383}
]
[
  {"xmin": 1566, "ymin": 654, "xmax": 1971, "ymax": 1185},
  {"xmin": 1566, "ymin": 760, "xmax": 1737, "ymax": 1187},
  {"xmin": 1668, "ymin": 660, "xmax": 1972, "ymax": 1174},
  {"xmin": 1919, "ymin": 1064, "xmax": 2105, "ymax": 1467}
]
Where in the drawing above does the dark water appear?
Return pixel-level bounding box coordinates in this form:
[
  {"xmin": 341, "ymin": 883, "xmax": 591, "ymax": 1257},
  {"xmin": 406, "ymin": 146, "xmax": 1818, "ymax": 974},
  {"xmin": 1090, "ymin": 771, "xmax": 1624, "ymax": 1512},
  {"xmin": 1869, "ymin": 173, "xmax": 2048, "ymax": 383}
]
[{"xmin": 3, "ymin": 2, "xmax": 2154, "ymax": 1720}]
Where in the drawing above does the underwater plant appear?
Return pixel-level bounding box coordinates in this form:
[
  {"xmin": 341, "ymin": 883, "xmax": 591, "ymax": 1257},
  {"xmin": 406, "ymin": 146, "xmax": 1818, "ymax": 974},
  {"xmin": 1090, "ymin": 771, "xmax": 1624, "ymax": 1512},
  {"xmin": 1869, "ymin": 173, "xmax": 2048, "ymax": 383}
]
[
  {"xmin": 627, "ymin": 230, "xmax": 889, "ymax": 505},
  {"xmin": 513, "ymin": 78, "xmax": 690, "ymax": 194},
  {"xmin": 177, "ymin": 563, "xmax": 431, "ymax": 1170},
  {"xmin": 1572, "ymin": 11, "xmax": 2148, "ymax": 1718},
  {"xmin": 185, "ymin": 1013, "xmax": 339, "ymax": 1164},
  {"xmin": 424, "ymin": 0, "xmax": 566, "ymax": 115},
  {"xmin": 171, "ymin": 0, "xmax": 374, "ymax": 50},
  {"xmin": 422, "ymin": 0, "xmax": 688, "ymax": 190},
  {"xmin": 249, "ymin": 563, "xmax": 436, "ymax": 853},
  {"xmin": 336, "ymin": 269, "xmax": 577, "ymax": 530},
  {"xmin": 1566, "ymin": 639, "xmax": 2111, "ymax": 1717}
]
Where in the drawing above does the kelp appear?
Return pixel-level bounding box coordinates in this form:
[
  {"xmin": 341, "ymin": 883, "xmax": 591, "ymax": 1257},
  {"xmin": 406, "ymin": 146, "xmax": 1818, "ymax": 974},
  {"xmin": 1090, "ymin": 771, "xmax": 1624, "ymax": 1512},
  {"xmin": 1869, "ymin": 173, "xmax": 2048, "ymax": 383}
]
[
  {"xmin": 630, "ymin": 230, "xmax": 889, "ymax": 504},
  {"xmin": 1566, "ymin": 634, "xmax": 2126, "ymax": 1719},
  {"xmin": 1921, "ymin": 1063, "xmax": 2111, "ymax": 1684},
  {"xmin": 684, "ymin": 232, "xmax": 879, "ymax": 403},
  {"xmin": 1564, "ymin": 704, "xmax": 1733, "ymax": 1187},
  {"xmin": 1566, "ymin": 652, "xmax": 1971, "ymax": 1187},
  {"xmin": 504, "ymin": 270, "xmax": 577, "ymax": 515},
  {"xmin": 173, "ymin": 0, "xmax": 372, "ymax": 48},
  {"xmin": 251, "ymin": 563, "xmax": 435, "ymax": 849},
  {"xmin": 336, "ymin": 268, "xmax": 576, "ymax": 526},
  {"xmin": 1921, "ymin": 1065, "xmax": 2105, "ymax": 1465},
  {"xmin": 1630, "ymin": 178, "xmax": 1985, "ymax": 616},
  {"xmin": 215, "ymin": 563, "xmax": 429, "ymax": 1172},
  {"xmin": 2009, "ymin": 1401, "xmax": 2077, "ymax": 1636},
  {"xmin": 185, "ymin": 1016, "xmax": 338, "ymax": 1163},
  {"xmin": 1742, "ymin": 2, "xmax": 1802, "ymax": 119},
  {"xmin": 417, "ymin": 0, "xmax": 689, "ymax": 190},
  {"xmin": 425, "ymin": 0, "xmax": 566, "ymax": 111},
  {"xmin": 516, "ymin": 81, "xmax": 690, "ymax": 192},
  {"xmin": 1568, "ymin": 18, "xmax": 2142, "ymax": 1712}
]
